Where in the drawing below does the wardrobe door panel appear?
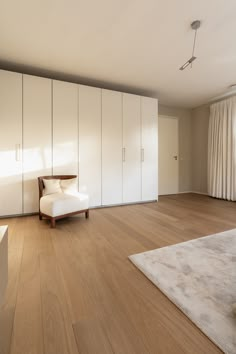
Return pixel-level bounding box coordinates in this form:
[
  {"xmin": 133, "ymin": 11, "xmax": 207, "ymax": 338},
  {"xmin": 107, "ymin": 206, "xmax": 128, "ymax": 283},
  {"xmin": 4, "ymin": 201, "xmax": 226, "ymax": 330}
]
[
  {"xmin": 123, "ymin": 93, "xmax": 141, "ymax": 203},
  {"xmin": 102, "ymin": 90, "xmax": 122, "ymax": 205},
  {"xmin": 53, "ymin": 80, "xmax": 78, "ymax": 175},
  {"xmin": 79, "ymin": 85, "xmax": 101, "ymax": 207},
  {"xmin": 23, "ymin": 75, "xmax": 52, "ymax": 213},
  {"xmin": 141, "ymin": 97, "xmax": 158, "ymax": 201},
  {"xmin": 0, "ymin": 70, "xmax": 23, "ymax": 216}
]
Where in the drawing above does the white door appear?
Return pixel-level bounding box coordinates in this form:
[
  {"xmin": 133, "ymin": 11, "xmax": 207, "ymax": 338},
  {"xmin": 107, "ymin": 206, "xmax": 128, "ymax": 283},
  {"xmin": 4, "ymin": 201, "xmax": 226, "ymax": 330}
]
[
  {"xmin": 23, "ymin": 75, "xmax": 52, "ymax": 213},
  {"xmin": 158, "ymin": 116, "xmax": 178, "ymax": 195},
  {"xmin": 102, "ymin": 89, "xmax": 122, "ymax": 205},
  {"xmin": 79, "ymin": 85, "xmax": 101, "ymax": 207},
  {"xmin": 123, "ymin": 93, "xmax": 141, "ymax": 203},
  {"xmin": 141, "ymin": 97, "xmax": 158, "ymax": 201},
  {"xmin": 53, "ymin": 80, "xmax": 78, "ymax": 175},
  {"xmin": 0, "ymin": 70, "xmax": 23, "ymax": 216}
]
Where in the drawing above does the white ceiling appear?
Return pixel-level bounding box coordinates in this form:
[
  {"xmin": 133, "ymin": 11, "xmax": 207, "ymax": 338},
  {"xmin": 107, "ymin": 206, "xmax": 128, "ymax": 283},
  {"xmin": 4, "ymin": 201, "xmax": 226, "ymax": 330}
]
[{"xmin": 0, "ymin": 0, "xmax": 236, "ymax": 108}]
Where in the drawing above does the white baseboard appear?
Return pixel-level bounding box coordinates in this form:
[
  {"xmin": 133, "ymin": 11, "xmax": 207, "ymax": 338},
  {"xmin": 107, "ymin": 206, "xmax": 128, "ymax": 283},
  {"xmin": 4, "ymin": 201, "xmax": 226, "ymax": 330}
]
[
  {"xmin": 178, "ymin": 191, "xmax": 208, "ymax": 196},
  {"xmin": 177, "ymin": 191, "xmax": 192, "ymax": 194},
  {"xmin": 191, "ymin": 191, "xmax": 208, "ymax": 196}
]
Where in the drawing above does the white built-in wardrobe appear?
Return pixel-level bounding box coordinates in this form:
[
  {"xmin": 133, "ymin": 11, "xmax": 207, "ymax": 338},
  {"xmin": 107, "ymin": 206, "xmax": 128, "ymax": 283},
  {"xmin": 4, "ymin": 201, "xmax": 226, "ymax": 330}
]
[{"xmin": 0, "ymin": 69, "xmax": 158, "ymax": 217}]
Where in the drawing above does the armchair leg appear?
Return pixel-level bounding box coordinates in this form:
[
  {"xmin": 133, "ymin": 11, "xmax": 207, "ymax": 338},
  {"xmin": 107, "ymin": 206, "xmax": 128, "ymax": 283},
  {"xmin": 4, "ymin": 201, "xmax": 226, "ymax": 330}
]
[
  {"xmin": 51, "ymin": 218, "xmax": 56, "ymax": 228},
  {"xmin": 39, "ymin": 213, "xmax": 42, "ymax": 220},
  {"xmin": 85, "ymin": 210, "xmax": 89, "ymax": 219}
]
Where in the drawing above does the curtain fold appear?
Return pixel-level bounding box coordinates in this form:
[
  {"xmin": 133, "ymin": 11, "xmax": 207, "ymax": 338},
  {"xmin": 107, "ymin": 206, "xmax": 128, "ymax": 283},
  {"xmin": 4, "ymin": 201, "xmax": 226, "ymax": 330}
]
[{"xmin": 208, "ymin": 96, "xmax": 236, "ymax": 201}]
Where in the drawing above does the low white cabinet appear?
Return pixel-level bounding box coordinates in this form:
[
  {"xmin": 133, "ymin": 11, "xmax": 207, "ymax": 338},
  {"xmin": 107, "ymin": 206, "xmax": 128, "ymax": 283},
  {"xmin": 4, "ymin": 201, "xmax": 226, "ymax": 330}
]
[{"xmin": 0, "ymin": 226, "xmax": 8, "ymax": 307}]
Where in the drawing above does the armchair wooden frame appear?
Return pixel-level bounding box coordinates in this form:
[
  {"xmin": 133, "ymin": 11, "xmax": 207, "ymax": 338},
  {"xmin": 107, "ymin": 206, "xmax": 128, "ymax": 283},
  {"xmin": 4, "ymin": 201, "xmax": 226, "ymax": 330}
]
[{"xmin": 38, "ymin": 175, "xmax": 89, "ymax": 228}]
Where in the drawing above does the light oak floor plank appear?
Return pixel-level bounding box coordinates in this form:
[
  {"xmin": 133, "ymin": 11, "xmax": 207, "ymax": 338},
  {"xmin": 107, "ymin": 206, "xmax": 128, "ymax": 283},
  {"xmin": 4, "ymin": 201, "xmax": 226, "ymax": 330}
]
[
  {"xmin": 10, "ymin": 217, "xmax": 44, "ymax": 354},
  {"xmin": 40, "ymin": 251, "xmax": 79, "ymax": 354}
]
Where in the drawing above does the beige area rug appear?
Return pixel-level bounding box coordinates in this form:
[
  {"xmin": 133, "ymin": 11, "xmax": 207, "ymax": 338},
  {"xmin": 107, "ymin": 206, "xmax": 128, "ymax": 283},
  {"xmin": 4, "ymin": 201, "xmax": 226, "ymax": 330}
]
[{"xmin": 129, "ymin": 229, "xmax": 236, "ymax": 354}]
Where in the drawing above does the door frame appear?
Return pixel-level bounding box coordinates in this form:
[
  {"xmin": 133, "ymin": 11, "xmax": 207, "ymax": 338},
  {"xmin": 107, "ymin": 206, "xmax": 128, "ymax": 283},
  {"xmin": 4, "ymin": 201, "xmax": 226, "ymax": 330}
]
[{"xmin": 158, "ymin": 115, "xmax": 179, "ymax": 195}]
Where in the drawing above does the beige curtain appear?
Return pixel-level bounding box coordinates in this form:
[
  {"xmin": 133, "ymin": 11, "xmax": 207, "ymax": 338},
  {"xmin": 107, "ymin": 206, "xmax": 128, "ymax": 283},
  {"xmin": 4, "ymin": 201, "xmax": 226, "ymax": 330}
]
[{"xmin": 208, "ymin": 96, "xmax": 236, "ymax": 201}]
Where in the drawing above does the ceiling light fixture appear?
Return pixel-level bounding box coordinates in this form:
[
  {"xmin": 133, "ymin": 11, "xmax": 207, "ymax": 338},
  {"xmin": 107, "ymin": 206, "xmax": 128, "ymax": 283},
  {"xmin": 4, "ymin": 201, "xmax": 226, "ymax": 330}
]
[{"xmin": 179, "ymin": 20, "xmax": 201, "ymax": 71}]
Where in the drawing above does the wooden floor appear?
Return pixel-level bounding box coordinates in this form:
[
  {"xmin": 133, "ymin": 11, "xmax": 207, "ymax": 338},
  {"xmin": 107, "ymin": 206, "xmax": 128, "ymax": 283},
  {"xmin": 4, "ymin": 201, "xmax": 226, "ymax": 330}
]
[{"xmin": 0, "ymin": 193, "xmax": 235, "ymax": 354}]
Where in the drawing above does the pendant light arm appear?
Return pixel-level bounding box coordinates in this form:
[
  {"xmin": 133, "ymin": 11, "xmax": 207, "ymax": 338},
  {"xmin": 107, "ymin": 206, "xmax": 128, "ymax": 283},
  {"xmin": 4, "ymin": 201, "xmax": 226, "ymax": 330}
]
[
  {"xmin": 192, "ymin": 29, "xmax": 198, "ymax": 58},
  {"xmin": 179, "ymin": 19, "xmax": 201, "ymax": 71}
]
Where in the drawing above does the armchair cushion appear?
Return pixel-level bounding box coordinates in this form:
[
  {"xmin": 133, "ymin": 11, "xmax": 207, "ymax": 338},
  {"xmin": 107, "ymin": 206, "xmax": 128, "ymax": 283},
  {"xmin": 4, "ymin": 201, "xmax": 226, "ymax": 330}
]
[
  {"xmin": 43, "ymin": 178, "xmax": 61, "ymax": 195},
  {"xmin": 60, "ymin": 177, "xmax": 78, "ymax": 195},
  {"xmin": 40, "ymin": 192, "xmax": 89, "ymax": 217}
]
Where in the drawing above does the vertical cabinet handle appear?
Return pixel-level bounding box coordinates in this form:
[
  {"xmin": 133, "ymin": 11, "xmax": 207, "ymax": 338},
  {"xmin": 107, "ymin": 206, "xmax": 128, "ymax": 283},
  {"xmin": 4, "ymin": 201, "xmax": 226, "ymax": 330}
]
[
  {"xmin": 141, "ymin": 148, "xmax": 144, "ymax": 162},
  {"xmin": 122, "ymin": 148, "xmax": 126, "ymax": 162},
  {"xmin": 15, "ymin": 144, "xmax": 21, "ymax": 161}
]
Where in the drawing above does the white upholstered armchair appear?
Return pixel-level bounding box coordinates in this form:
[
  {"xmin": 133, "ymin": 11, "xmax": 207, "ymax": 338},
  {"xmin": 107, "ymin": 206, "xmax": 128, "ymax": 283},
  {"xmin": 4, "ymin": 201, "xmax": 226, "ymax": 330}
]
[{"xmin": 38, "ymin": 175, "xmax": 89, "ymax": 228}]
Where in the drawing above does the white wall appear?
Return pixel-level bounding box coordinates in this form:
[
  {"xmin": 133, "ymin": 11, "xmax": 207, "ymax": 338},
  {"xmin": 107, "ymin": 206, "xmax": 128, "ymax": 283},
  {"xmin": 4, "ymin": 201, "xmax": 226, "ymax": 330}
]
[{"xmin": 191, "ymin": 104, "xmax": 210, "ymax": 194}]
